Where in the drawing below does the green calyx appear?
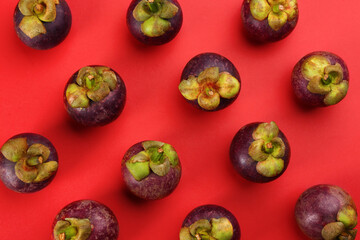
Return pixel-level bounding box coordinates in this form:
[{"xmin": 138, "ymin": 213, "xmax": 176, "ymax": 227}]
[
  {"xmin": 249, "ymin": 0, "xmax": 298, "ymax": 31},
  {"xmin": 248, "ymin": 121, "xmax": 285, "ymax": 177},
  {"xmin": 66, "ymin": 66, "xmax": 118, "ymax": 108},
  {"xmin": 125, "ymin": 141, "xmax": 179, "ymax": 181},
  {"xmin": 179, "ymin": 67, "xmax": 240, "ymax": 111},
  {"xmin": 18, "ymin": 0, "xmax": 59, "ymax": 38},
  {"xmin": 321, "ymin": 205, "xmax": 358, "ymax": 240},
  {"xmin": 301, "ymin": 56, "xmax": 349, "ymax": 106},
  {"xmin": 133, "ymin": 0, "xmax": 179, "ymax": 37},
  {"xmin": 53, "ymin": 218, "xmax": 92, "ymax": 240},
  {"xmin": 1, "ymin": 137, "xmax": 58, "ymax": 183},
  {"xmin": 179, "ymin": 218, "xmax": 233, "ymax": 240}
]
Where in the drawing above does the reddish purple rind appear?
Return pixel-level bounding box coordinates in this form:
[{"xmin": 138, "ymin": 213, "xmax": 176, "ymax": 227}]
[
  {"xmin": 126, "ymin": 0, "xmax": 183, "ymax": 45},
  {"xmin": 181, "ymin": 52, "xmax": 241, "ymax": 111},
  {"xmin": 292, "ymin": 51, "xmax": 349, "ymax": 107},
  {"xmin": 63, "ymin": 66, "xmax": 126, "ymax": 127},
  {"xmin": 229, "ymin": 122, "xmax": 290, "ymax": 183},
  {"xmin": 52, "ymin": 199, "xmax": 119, "ymax": 240},
  {"xmin": 13, "ymin": 0, "xmax": 72, "ymax": 50},
  {"xmin": 182, "ymin": 204, "xmax": 241, "ymax": 240},
  {"xmin": 295, "ymin": 184, "xmax": 357, "ymax": 240},
  {"xmin": 121, "ymin": 141, "xmax": 181, "ymax": 200},
  {"xmin": 241, "ymin": 0, "xmax": 298, "ymax": 43},
  {"xmin": 0, "ymin": 133, "xmax": 58, "ymax": 193}
]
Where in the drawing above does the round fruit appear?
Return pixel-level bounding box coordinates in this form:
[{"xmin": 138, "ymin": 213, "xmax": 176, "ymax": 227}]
[
  {"xmin": 0, "ymin": 133, "xmax": 58, "ymax": 193},
  {"xmin": 14, "ymin": 0, "xmax": 72, "ymax": 50},
  {"xmin": 295, "ymin": 184, "xmax": 358, "ymax": 240},
  {"xmin": 64, "ymin": 65, "xmax": 127, "ymax": 127},
  {"xmin": 230, "ymin": 121, "xmax": 290, "ymax": 183},
  {"xmin": 241, "ymin": 0, "xmax": 298, "ymax": 43},
  {"xmin": 292, "ymin": 51, "xmax": 349, "ymax": 107},
  {"xmin": 180, "ymin": 204, "xmax": 241, "ymax": 240},
  {"xmin": 121, "ymin": 140, "xmax": 181, "ymax": 200},
  {"xmin": 179, "ymin": 53, "xmax": 241, "ymax": 111},
  {"xmin": 126, "ymin": 0, "xmax": 183, "ymax": 45},
  {"xmin": 52, "ymin": 199, "xmax": 119, "ymax": 240}
]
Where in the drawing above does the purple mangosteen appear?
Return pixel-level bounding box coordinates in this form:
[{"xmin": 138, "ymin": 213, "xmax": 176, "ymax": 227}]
[
  {"xmin": 126, "ymin": 0, "xmax": 183, "ymax": 45},
  {"xmin": 179, "ymin": 53, "xmax": 241, "ymax": 111},
  {"xmin": 14, "ymin": 0, "xmax": 72, "ymax": 50},
  {"xmin": 180, "ymin": 204, "xmax": 241, "ymax": 240},
  {"xmin": 0, "ymin": 133, "xmax": 58, "ymax": 193},
  {"xmin": 295, "ymin": 184, "xmax": 358, "ymax": 240},
  {"xmin": 230, "ymin": 121, "xmax": 290, "ymax": 183},
  {"xmin": 52, "ymin": 199, "xmax": 119, "ymax": 240},
  {"xmin": 121, "ymin": 140, "xmax": 181, "ymax": 200},
  {"xmin": 64, "ymin": 65, "xmax": 126, "ymax": 127},
  {"xmin": 292, "ymin": 51, "xmax": 349, "ymax": 107},
  {"xmin": 241, "ymin": 0, "xmax": 298, "ymax": 43}
]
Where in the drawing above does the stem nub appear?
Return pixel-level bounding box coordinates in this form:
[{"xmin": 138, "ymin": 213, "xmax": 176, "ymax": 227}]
[
  {"xmin": 147, "ymin": 0, "xmax": 159, "ymax": 13},
  {"xmin": 33, "ymin": 3, "xmax": 45, "ymax": 15}
]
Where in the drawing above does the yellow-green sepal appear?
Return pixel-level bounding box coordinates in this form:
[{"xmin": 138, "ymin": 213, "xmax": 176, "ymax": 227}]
[
  {"xmin": 256, "ymin": 155, "xmax": 284, "ymax": 177},
  {"xmin": 216, "ymin": 72, "xmax": 240, "ymax": 99},
  {"xmin": 1, "ymin": 138, "xmax": 28, "ymax": 162},
  {"xmin": 19, "ymin": 15, "xmax": 46, "ymax": 39},
  {"xmin": 250, "ymin": 0, "xmax": 271, "ymax": 21},
  {"xmin": 141, "ymin": 16, "xmax": 171, "ymax": 37}
]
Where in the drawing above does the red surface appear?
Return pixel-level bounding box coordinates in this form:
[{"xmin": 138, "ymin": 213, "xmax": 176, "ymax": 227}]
[{"xmin": 0, "ymin": 0, "xmax": 359, "ymax": 239}]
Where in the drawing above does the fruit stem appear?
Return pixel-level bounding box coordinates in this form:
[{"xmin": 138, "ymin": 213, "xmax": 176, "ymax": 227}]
[
  {"xmin": 26, "ymin": 156, "xmax": 43, "ymax": 166},
  {"xmin": 33, "ymin": 3, "xmax": 45, "ymax": 15},
  {"xmin": 272, "ymin": 4, "xmax": 284, "ymax": 14},
  {"xmin": 322, "ymin": 74, "xmax": 332, "ymax": 85},
  {"xmin": 147, "ymin": 0, "xmax": 159, "ymax": 13},
  {"xmin": 264, "ymin": 142, "xmax": 274, "ymax": 154}
]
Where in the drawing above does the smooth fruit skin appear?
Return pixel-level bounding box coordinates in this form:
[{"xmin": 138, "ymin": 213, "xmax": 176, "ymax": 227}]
[
  {"xmin": 230, "ymin": 122, "xmax": 290, "ymax": 183},
  {"xmin": 292, "ymin": 51, "xmax": 349, "ymax": 107},
  {"xmin": 14, "ymin": 0, "xmax": 72, "ymax": 50},
  {"xmin": 121, "ymin": 141, "xmax": 181, "ymax": 200},
  {"xmin": 0, "ymin": 133, "xmax": 58, "ymax": 193},
  {"xmin": 52, "ymin": 199, "xmax": 119, "ymax": 240},
  {"xmin": 295, "ymin": 184, "xmax": 357, "ymax": 240},
  {"xmin": 181, "ymin": 52, "xmax": 241, "ymax": 111},
  {"xmin": 126, "ymin": 0, "xmax": 183, "ymax": 45},
  {"xmin": 64, "ymin": 66, "xmax": 126, "ymax": 127},
  {"xmin": 182, "ymin": 205, "xmax": 241, "ymax": 240},
  {"xmin": 241, "ymin": 0, "xmax": 298, "ymax": 43}
]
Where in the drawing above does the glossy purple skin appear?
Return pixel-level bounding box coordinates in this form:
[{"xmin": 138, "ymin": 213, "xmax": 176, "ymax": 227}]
[
  {"xmin": 230, "ymin": 122, "xmax": 290, "ymax": 183},
  {"xmin": 126, "ymin": 0, "xmax": 183, "ymax": 45},
  {"xmin": 182, "ymin": 205, "xmax": 241, "ymax": 240},
  {"xmin": 181, "ymin": 52, "xmax": 241, "ymax": 111},
  {"xmin": 64, "ymin": 66, "xmax": 126, "ymax": 127},
  {"xmin": 292, "ymin": 51, "xmax": 349, "ymax": 107},
  {"xmin": 14, "ymin": 0, "xmax": 72, "ymax": 50},
  {"xmin": 241, "ymin": 0, "xmax": 298, "ymax": 43},
  {"xmin": 52, "ymin": 199, "xmax": 119, "ymax": 240},
  {"xmin": 295, "ymin": 184, "xmax": 357, "ymax": 240},
  {"xmin": 0, "ymin": 133, "xmax": 58, "ymax": 193},
  {"xmin": 121, "ymin": 141, "xmax": 181, "ymax": 200}
]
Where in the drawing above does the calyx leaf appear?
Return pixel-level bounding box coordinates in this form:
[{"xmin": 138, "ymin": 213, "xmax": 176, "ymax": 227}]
[
  {"xmin": 1, "ymin": 138, "xmax": 28, "ymax": 162},
  {"xmin": 179, "ymin": 75, "xmax": 201, "ymax": 100},
  {"xmin": 19, "ymin": 15, "xmax": 46, "ymax": 39},
  {"xmin": 141, "ymin": 16, "xmax": 171, "ymax": 37},
  {"xmin": 321, "ymin": 222, "xmax": 346, "ymax": 240},
  {"xmin": 255, "ymin": 155, "xmax": 284, "ymax": 177},
  {"xmin": 337, "ymin": 205, "xmax": 358, "ymax": 229}
]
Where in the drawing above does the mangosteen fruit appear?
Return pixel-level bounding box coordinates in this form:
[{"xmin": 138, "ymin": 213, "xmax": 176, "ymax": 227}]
[
  {"xmin": 180, "ymin": 204, "xmax": 241, "ymax": 240},
  {"xmin": 14, "ymin": 0, "xmax": 72, "ymax": 50},
  {"xmin": 64, "ymin": 65, "xmax": 126, "ymax": 127},
  {"xmin": 126, "ymin": 0, "xmax": 183, "ymax": 45},
  {"xmin": 230, "ymin": 121, "xmax": 290, "ymax": 183},
  {"xmin": 295, "ymin": 184, "xmax": 358, "ymax": 240},
  {"xmin": 179, "ymin": 53, "xmax": 241, "ymax": 111},
  {"xmin": 241, "ymin": 0, "xmax": 298, "ymax": 43},
  {"xmin": 0, "ymin": 133, "xmax": 58, "ymax": 193},
  {"xmin": 121, "ymin": 140, "xmax": 181, "ymax": 200},
  {"xmin": 292, "ymin": 51, "xmax": 349, "ymax": 107},
  {"xmin": 52, "ymin": 199, "xmax": 119, "ymax": 240}
]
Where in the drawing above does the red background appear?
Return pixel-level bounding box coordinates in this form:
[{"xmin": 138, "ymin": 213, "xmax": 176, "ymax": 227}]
[{"xmin": 0, "ymin": 0, "xmax": 359, "ymax": 239}]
